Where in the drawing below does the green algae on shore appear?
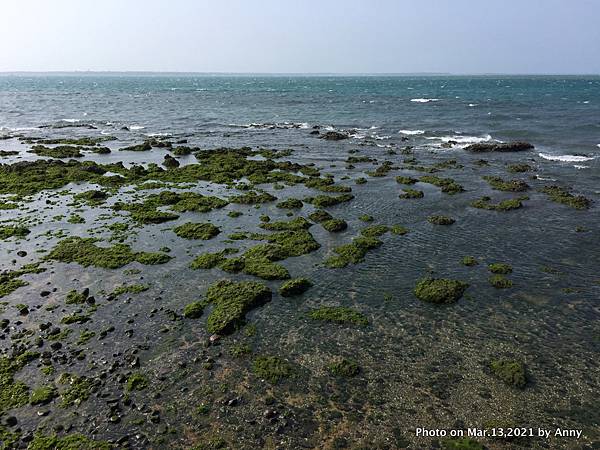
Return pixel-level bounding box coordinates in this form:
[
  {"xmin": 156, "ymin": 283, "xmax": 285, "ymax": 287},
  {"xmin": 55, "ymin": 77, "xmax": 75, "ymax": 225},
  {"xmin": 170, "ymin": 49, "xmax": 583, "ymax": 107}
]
[
  {"xmin": 427, "ymin": 215, "xmax": 455, "ymax": 225},
  {"xmin": 483, "ymin": 175, "xmax": 529, "ymax": 192},
  {"xmin": 308, "ymin": 306, "xmax": 368, "ymax": 326},
  {"xmin": 0, "ymin": 264, "xmax": 46, "ymax": 298},
  {"xmin": 174, "ymin": 222, "xmax": 221, "ymax": 240},
  {"xmin": 205, "ymin": 279, "xmax": 272, "ymax": 335},
  {"xmin": 327, "ymin": 358, "xmax": 360, "ymax": 377},
  {"xmin": 540, "ymin": 185, "xmax": 592, "ymax": 209},
  {"xmin": 29, "ymin": 145, "xmax": 84, "ymax": 158},
  {"xmin": 325, "ymin": 235, "xmax": 383, "ymax": 268},
  {"xmin": 278, "ymin": 278, "xmax": 313, "ymax": 297},
  {"xmin": 252, "ymin": 356, "xmax": 293, "ymax": 383},
  {"xmin": 399, "ymin": 188, "xmax": 424, "ymax": 199},
  {"xmin": 414, "ymin": 278, "xmax": 468, "ymax": 304},
  {"xmin": 304, "ymin": 193, "xmax": 354, "ymax": 208},
  {"xmin": 28, "ymin": 433, "xmax": 112, "ymax": 450},
  {"xmin": 489, "ymin": 359, "xmax": 527, "ymax": 388},
  {"xmin": 183, "ymin": 301, "xmax": 204, "ymax": 319},
  {"xmin": 45, "ymin": 237, "xmax": 172, "ymax": 269},
  {"xmin": 488, "ymin": 263, "xmax": 513, "ymax": 274},
  {"xmin": 461, "ymin": 256, "xmax": 478, "ymax": 266},
  {"xmin": 470, "ymin": 196, "xmax": 526, "ymax": 211},
  {"xmin": 419, "ymin": 175, "xmax": 464, "ymax": 194},
  {"xmin": 489, "ymin": 275, "xmax": 513, "ymax": 289},
  {"xmin": 0, "ymin": 225, "xmax": 30, "ymax": 240}
]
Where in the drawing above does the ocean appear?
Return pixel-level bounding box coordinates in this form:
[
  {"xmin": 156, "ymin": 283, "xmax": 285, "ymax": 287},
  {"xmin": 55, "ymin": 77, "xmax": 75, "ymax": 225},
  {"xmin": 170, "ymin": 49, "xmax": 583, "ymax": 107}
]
[{"xmin": 0, "ymin": 74, "xmax": 598, "ymax": 449}]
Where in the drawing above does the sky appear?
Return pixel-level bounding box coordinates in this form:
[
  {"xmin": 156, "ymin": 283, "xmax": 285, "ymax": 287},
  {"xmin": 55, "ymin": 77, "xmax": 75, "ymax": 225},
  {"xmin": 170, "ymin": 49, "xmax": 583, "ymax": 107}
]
[{"xmin": 1, "ymin": 0, "xmax": 599, "ymax": 74}]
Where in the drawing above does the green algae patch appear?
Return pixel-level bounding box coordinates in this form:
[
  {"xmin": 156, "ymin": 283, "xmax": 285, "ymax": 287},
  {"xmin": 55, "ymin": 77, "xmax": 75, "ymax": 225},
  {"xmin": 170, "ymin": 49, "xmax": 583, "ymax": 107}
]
[
  {"xmin": 58, "ymin": 374, "xmax": 96, "ymax": 407},
  {"xmin": 126, "ymin": 373, "xmax": 148, "ymax": 391},
  {"xmin": 229, "ymin": 191, "xmax": 277, "ymax": 204},
  {"xmin": 30, "ymin": 385, "xmax": 57, "ymax": 405},
  {"xmin": 358, "ymin": 214, "xmax": 374, "ymax": 222},
  {"xmin": 304, "ymin": 193, "xmax": 354, "ymax": 208},
  {"xmin": 308, "ymin": 306, "xmax": 368, "ymax": 326},
  {"xmin": 45, "ymin": 237, "xmax": 171, "ymax": 269},
  {"xmin": 73, "ymin": 189, "xmax": 109, "ymax": 205},
  {"xmin": 325, "ymin": 236, "xmax": 383, "ymax": 268},
  {"xmin": 276, "ymin": 198, "xmax": 303, "ymax": 209},
  {"xmin": 390, "ymin": 225, "xmax": 409, "ymax": 235},
  {"xmin": 414, "ymin": 278, "xmax": 468, "ymax": 304},
  {"xmin": 328, "ymin": 358, "xmax": 360, "ymax": 377},
  {"xmin": 308, "ymin": 209, "xmax": 333, "ymax": 223},
  {"xmin": 183, "ymin": 301, "xmax": 204, "ymax": 319},
  {"xmin": 419, "ymin": 175, "xmax": 464, "ymax": 194},
  {"xmin": 279, "ymin": 278, "xmax": 313, "ymax": 297},
  {"xmin": 174, "ymin": 222, "xmax": 220, "ymax": 240},
  {"xmin": 507, "ymin": 163, "xmax": 533, "ymax": 173},
  {"xmin": 29, "ymin": 145, "xmax": 84, "ymax": 158},
  {"xmin": 0, "ymin": 264, "xmax": 46, "ymax": 298},
  {"xmin": 395, "ymin": 175, "xmax": 418, "ymax": 184},
  {"xmin": 441, "ymin": 438, "xmax": 484, "ymax": 450},
  {"xmin": 488, "ymin": 263, "xmax": 512, "ymax": 274},
  {"xmin": 483, "ymin": 175, "xmax": 529, "ymax": 192},
  {"xmin": 260, "ymin": 217, "xmax": 311, "ymax": 231},
  {"xmin": 322, "ymin": 218, "xmax": 347, "ymax": 232},
  {"xmin": 428, "ymin": 215, "xmax": 455, "ymax": 225},
  {"xmin": 67, "ymin": 214, "xmax": 85, "ymax": 224},
  {"xmin": 461, "ymin": 256, "xmax": 478, "ymax": 266},
  {"xmin": 360, "ymin": 225, "xmax": 389, "ymax": 238},
  {"xmin": 489, "ymin": 275, "xmax": 513, "ymax": 289},
  {"xmin": 252, "ymin": 356, "xmax": 294, "ymax": 383},
  {"xmin": 28, "ymin": 433, "xmax": 112, "ymax": 450},
  {"xmin": 205, "ymin": 279, "xmax": 272, "ymax": 335},
  {"xmin": 0, "ymin": 225, "xmax": 30, "ymax": 240},
  {"xmin": 470, "ymin": 196, "xmax": 526, "ymax": 211},
  {"xmin": 65, "ymin": 289, "xmax": 89, "ymax": 304},
  {"xmin": 190, "ymin": 249, "xmax": 238, "ymax": 270},
  {"xmin": 490, "ymin": 359, "xmax": 527, "ymax": 388},
  {"xmin": 540, "ymin": 185, "xmax": 591, "ymax": 209},
  {"xmin": 399, "ymin": 188, "xmax": 424, "ymax": 199},
  {"xmin": 0, "ymin": 354, "xmax": 36, "ymax": 413},
  {"xmin": 111, "ymin": 284, "xmax": 149, "ymax": 296}
]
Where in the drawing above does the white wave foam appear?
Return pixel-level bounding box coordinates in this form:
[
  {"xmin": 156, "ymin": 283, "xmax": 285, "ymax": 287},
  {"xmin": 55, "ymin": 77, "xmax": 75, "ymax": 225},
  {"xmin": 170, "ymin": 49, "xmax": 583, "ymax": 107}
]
[
  {"xmin": 398, "ymin": 129, "xmax": 425, "ymax": 135},
  {"xmin": 374, "ymin": 135, "xmax": 391, "ymax": 140},
  {"xmin": 538, "ymin": 153, "xmax": 595, "ymax": 162},
  {"xmin": 146, "ymin": 132, "xmax": 172, "ymax": 137},
  {"xmin": 411, "ymin": 98, "xmax": 439, "ymax": 103},
  {"xmin": 574, "ymin": 165, "xmax": 589, "ymax": 169},
  {"xmin": 426, "ymin": 134, "xmax": 494, "ymax": 147},
  {"xmin": 62, "ymin": 119, "xmax": 80, "ymax": 123},
  {"xmin": 129, "ymin": 125, "xmax": 145, "ymax": 130},
  {"xmin": 230, "ymin": 122, "xmax": 309, "ymax": 130},
  {"xmin": 468, "ymin": 103, "xmax": 478, "ymax": 107}
]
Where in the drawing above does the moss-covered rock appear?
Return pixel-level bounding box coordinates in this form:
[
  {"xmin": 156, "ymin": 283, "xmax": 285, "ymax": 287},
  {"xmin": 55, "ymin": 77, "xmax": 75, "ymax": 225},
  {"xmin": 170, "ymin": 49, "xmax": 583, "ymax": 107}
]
[
  {"xmin": 174, "ymin": 222, "xmax": 220, "ymax": 240},
  {"xmin": 507, "ymin": 163, "xmax": 533, "ymax": 173},
  {"xmin": 327, "ymin": 358, "xmax": 360, "ymax": 377},
  {"xmin": 427, "ymin": 215, "xmax": 455, "ymax": 225},
  {"xmin": 420, "ymin": 175, "xmax": 464, "ymax": 194},
  {"xmin": 28, "ymin": 433, "xmax": 112, "ymax": 450},
  {"xmin": 308, "ymin": 306, "xmax": 368, "ymax": 326},
  {"xmin": 0, "ymin": 225, "xmax": 30, "ymax": 240},
  {"xmin": 461, "ymin": 256, "xmax": 478, "ymax": 266},
  {"xmin": 279, "ymin": 278, "xmax": 313, "ymax": 297},
  {"xmin": 30, "ymin": 385, "xmax": 56, "ymax": 405},
  {"xmin": 126, "ymin": 373, "xmax": 148, "ymax": 391},
  {"xmin": 252, "ymin": 356, "xmax": 293, "ymax": 383},
  {"xmin": 325, "ymin": 235, "xmax": 383, "ymax": 268},
  {"xmin": 483, "ymin": 175, "xmax": 529, "ymax": 192},
  {"xmin": 490, "ymin": 359, "xmax": 527, "ymax": 388},
  {"xmin": 488, "ymin": 263, "xmax": 512, "ymax": 274},
  {"xmin": 205, "ymin": 280, "xmax": 272, "ymax": 334},
  {"xmin": 358, "ymin": 214, "xmax": 374, "ymax": 222},
  {"xmin": 276, "ymin": 198, "xmax": 303, "ymax": 209},
  {"xmin": 470, "ymin": 196, "xmax": 526, "ymax": 211},
  {"xmin": 399, "ymin": 188, "xmax": 424, "ymax": 199},
  {"xmin": 390, "ymin": 225, "xmax": 409, "ymax": 235},
  {"xmin": 183, "ymin": 301, "xmax": 204, "ymax": 319},
  {"xmin": 304, "ymin": 194, "xmax": 354, "ymax": 208},
  {"xmin": 395, "ymin": 176, "xmax": 418, "ymax": 184},
  {"xmin": 414, "ymin": 278, "xmax": 468, "ymax": 304},
  {"xmin": 260, "ymin": 217, "xmax": 311, "ymax": 231},
  {"xmin": 540, "ymin": 185, "xmax": 591, "ymax": 209},
  {"xmin": 321, "ymin": 218, "xmax": 348, "ymax": 232},
  {"xmin": 45, "ymin": 237, "xmax": 171, "ymax": 269},
  {"xmin": 489, "ymin": 275, "xmax": 513, "ymax": 289}
]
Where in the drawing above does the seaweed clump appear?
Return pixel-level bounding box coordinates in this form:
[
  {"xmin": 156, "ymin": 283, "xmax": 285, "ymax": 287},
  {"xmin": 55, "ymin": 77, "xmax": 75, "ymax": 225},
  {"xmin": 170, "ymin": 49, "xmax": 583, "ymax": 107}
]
[
  {"xmin": 489, "ymin": 275, "xmax": 513, "ymax": 289},
  {"xmin": 304, "ymin": 194, "xmax": 354, "ymax": 208},
  {"xmin": 308, "ymin": 306, "xmax": 368, "ymax": 326},
  {"xmin": 45, "ymin": 237, "xmax": 171, "ymax": 269},
  {"xmin": 428, "ymin": 215, "xmax": 455, "ymax": 225},
  {"xmin": 278, "ymin": 278, "xmax": 313, "ymax": 297},
  {"xmin": 0, "ymin": 225, "xmax": 30, "ymax": 240},
  {"xmin": 27, "ymin": 433, "xmax": 111, "ymax": 450},
  {"xmin": 29, "ymin": 145, "xmax": 84, "ymax": 158},
  {"xmin": 540, "ymin": 185, "xmax": 591, "ymax": 210},
  {"xmin": 0, "ymin": 353, "xmax": 37, "ymax": 413},
  {"xmin": 488, "ymin": 263, "xmax": 512, "ymax": 274},
  {"xmin": 183, "ymin": 301, "xmax": 204, "ymax": 319},
  {"xmin": 419, "ymin": 176, "xmax": 464, "ymax": 194},
  {"xmin": 328, "ymin": 358, "xmax": 360, "ymax": 377},
  {"xmin": 252, "ymin": 356, "xmax": 293, "ymax": 383},
  {"xmin": 483, "ymin": 176, "xmax": 529, "ymax": 192},
  {"xmin": 276, "ymin": 198, "xmax": 303, "ymax": 209},
  {"xmin": 399, "ymin": 188, "xmax": 424, "ymax": 199},
  {"xmin": 414, "ymin": 278, "xmax": 468, "ymax": 304},
  {"xmin": 204, "ymin": 279, "xmax": 272, "ymax": 335},
  {"xmin": 0, "ymin": 264, "xmax": 46, "ymax": 298},
  {"xmin": 489, "ymin": 359, "xmax": 527, "ymax": 388},
  {"xmin": 173, "ymin": 222, "xmax": 220, "ymax": 240},
  {"xmin": 470, "ymin": 196, "xmax": 526, "ymax": 211}
]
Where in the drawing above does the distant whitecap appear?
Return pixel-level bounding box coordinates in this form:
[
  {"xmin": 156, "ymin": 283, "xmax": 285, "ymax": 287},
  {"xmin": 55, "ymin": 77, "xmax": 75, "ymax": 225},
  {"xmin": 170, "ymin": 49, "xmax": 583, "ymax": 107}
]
[{"xmin": 538, "ymin": 153, "xmax": 595, "ymax": 162}]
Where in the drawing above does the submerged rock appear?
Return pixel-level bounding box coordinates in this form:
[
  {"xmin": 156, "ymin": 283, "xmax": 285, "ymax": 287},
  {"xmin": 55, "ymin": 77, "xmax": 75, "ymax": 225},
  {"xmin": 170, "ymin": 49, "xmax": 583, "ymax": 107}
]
[
  {"xmin": 414, "ymin": 278, "xmax": 468, "ymax": 304},
  {"xmin": 320, "ymin": 131, "xmax": 349, "ymax": 141},
  {"xmin": 465, "ymin": 141, "xmax": 534, "ymax": 152}
]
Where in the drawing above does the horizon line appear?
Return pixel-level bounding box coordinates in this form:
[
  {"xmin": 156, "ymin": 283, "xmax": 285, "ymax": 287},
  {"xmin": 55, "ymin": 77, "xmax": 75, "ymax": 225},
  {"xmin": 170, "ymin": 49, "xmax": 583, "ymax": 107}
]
[{"xmin": 0, "ymin": 71, "xmax": 599, "ymax": 77}]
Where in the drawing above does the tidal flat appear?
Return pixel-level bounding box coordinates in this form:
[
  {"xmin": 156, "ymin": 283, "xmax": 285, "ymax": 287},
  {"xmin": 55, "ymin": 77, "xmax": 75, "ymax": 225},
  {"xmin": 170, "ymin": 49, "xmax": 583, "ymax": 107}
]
[{"xmin": 0, "ymin": 75, "xmax": 599, "ymax": 450}]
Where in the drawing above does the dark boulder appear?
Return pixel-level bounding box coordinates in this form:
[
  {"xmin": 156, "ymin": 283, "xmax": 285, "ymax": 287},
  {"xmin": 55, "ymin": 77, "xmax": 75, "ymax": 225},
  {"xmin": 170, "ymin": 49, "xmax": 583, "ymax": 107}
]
[
  {"xmin": 465, "ymin": 141, "xmax": 534, "ymax": 152},
  {"xmin": 320, "ymin": 131, "xmax": 349, "ymax": 141}
]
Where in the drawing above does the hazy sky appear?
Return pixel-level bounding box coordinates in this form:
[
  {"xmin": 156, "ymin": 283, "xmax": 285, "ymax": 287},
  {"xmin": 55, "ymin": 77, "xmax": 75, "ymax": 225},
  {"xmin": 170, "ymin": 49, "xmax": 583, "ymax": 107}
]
[{"xmin": 1, "ymin": 0, "xmax": 599, "ymax": 74}]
